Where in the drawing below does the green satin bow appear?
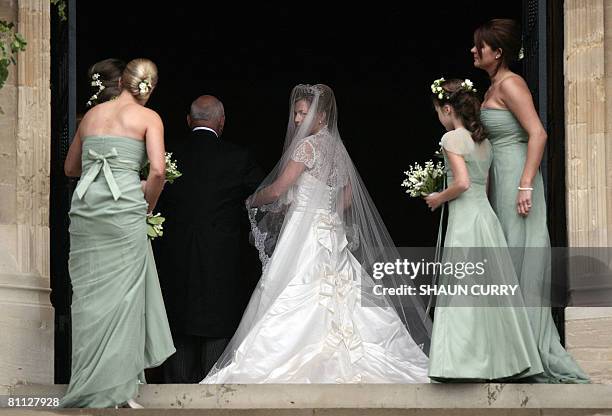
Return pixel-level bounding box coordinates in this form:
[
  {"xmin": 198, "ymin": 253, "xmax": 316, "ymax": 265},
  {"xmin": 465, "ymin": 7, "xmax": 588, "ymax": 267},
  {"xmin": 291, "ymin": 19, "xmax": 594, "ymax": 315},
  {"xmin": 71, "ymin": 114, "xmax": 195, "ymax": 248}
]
[{"xmin": 75, "ymin": 148, "xmax": 122, "ymax": 201}]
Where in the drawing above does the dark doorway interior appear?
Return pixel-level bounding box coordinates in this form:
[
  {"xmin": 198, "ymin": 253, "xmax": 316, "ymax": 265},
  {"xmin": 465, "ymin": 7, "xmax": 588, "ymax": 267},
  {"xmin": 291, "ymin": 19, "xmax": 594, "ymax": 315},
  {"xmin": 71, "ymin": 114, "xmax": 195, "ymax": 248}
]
[
  {"xmin": 53, "ymin": 1, "xmax": 534, "ymax": 382},
  {"xmin": 75, "ymin": 1, "xmax": 521, "ymax": 245}
]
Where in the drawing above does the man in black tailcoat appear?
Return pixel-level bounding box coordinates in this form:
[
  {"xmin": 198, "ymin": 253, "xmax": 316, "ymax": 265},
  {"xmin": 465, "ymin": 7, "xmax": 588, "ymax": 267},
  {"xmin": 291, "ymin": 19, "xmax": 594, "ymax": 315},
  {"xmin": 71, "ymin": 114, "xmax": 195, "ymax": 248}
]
[{"xmin": 155, "ymin": 95, "xmax": 263, "ymax": 383}]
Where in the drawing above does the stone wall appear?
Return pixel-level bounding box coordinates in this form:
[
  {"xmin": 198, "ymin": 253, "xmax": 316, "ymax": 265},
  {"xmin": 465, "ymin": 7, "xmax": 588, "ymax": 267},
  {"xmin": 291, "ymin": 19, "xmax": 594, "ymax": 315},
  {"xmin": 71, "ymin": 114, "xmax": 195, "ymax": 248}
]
[
  {"xmin": 0, "ymin": 0, "xmax": 53, "ymax": 386},
  {"xmin": 564, "ymin": 0, "xmax": 612, "ymax": 384}
]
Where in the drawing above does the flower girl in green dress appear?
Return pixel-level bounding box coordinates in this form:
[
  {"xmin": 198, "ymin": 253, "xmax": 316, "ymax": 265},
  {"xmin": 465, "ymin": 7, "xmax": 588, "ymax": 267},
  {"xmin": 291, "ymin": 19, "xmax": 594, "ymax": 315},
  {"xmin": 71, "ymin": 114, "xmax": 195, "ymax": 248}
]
[{"xmin": 424, "ymin": 78, "xmax": 543, "ymax": 381}]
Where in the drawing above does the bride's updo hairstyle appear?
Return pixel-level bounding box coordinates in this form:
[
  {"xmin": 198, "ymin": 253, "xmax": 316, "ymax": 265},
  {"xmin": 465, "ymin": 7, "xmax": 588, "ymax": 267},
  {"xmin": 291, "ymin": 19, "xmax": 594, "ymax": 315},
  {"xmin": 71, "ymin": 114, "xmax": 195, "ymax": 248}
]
[
  {"xmin": 121, "ymin": 58, "xmax": 158, "ymax": 102},
  {"xmin": 431, "ymin": 78, "xmax": 487, "ymax": 143}
]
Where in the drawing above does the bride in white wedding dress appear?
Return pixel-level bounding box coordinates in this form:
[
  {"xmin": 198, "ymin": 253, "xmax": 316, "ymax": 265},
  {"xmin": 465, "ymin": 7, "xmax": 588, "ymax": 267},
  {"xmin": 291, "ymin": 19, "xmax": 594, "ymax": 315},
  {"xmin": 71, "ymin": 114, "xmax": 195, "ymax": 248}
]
[{"xmin": 200, "ymin": 84, "xmax": 431, "ymax": 383}]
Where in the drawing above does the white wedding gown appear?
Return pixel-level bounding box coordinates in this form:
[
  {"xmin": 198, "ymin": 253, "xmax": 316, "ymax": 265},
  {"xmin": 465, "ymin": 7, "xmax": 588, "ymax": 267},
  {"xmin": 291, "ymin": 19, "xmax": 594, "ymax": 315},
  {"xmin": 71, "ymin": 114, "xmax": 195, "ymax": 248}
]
[{"xmin": 200, "ymin": 170, "xmax": 429, "ymax": 383}]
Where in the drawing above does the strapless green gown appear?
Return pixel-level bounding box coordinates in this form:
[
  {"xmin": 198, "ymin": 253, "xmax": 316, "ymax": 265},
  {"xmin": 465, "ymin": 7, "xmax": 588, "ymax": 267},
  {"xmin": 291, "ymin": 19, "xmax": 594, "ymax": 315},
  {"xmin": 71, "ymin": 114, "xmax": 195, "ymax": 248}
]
[
  {"xmin": 481, "ymin": 109, "xmax": 589, "ymax": 383},
  {"xmin": 428, "ymin": 128, "xmax": 543, "ymax": 382},
  {"xmin": 60, "ymin": 136, "xmax": 176, "ymax": 408}
]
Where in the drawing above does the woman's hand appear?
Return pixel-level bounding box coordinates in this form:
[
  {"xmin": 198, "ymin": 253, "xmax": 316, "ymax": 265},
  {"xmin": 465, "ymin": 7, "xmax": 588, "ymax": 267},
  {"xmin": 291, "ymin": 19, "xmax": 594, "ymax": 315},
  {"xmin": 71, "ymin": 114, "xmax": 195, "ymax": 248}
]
[
  {"xmin": 424, "ymin": 192, "xmax": 443, "ymax": 211},
  {"xmin": 516, "ymin": 189, "xmax": 532, "ymax": 216}
]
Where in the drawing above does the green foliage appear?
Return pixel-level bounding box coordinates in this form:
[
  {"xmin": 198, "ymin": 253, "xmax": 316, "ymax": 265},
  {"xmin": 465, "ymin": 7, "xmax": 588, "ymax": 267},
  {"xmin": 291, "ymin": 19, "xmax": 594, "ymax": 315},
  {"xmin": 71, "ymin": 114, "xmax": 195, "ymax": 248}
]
[
  {"xmin": 0, "ymin": 20, "xmax": 27, "ymax": 90},
  {"xmin": 50, "ymin": 0, "xmax": 67, "ymax": 21},
  {"xmin": 146, "ymin": 214, "xmax": 166, "ymax": 239}
]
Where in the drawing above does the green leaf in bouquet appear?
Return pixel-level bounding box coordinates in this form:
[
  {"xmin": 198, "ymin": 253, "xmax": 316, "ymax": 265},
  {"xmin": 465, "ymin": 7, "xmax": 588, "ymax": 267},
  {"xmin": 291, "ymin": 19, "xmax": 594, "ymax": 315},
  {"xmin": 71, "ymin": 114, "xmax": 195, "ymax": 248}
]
[
  {"xmin": 147, "ymin": 215, "xmax": 165, "ymax": 225},
  {"xmin": 165, "ymin": 171, "xmax": 182, "ymax": 184},
  {"xmin": 146, "ymin": 212, "xmax": 165, "ymax": 240},
  {"xmin": 147, "ymin": 224, "xmax": 157, "ymax": 238}
]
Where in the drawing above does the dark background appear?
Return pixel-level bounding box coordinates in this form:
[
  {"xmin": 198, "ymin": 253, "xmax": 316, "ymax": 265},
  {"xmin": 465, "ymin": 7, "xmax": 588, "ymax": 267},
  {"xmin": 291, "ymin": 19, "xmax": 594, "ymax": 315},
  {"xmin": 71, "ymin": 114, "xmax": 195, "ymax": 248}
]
[{"xmin": 76, "ymin": 1, "xmax": 521, "ymax": 246}]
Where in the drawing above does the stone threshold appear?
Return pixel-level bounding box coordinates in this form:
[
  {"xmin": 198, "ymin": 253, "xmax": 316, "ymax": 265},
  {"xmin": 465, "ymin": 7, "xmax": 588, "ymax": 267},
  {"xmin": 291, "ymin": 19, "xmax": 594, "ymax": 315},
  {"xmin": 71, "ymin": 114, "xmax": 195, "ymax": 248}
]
[{"xmin": 1, "ymin": 383, "xmax": 612, "ymax": 414}]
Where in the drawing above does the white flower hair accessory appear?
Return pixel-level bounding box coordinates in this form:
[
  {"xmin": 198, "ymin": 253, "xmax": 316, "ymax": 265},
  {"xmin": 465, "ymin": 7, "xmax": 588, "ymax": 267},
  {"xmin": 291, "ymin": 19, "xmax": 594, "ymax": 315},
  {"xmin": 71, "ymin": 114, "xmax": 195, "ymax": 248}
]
[
  {"xmin": 460, "ymin": 79, "xmax": 477, "ymax": 93},
  {"xmin": 431, "ymin": 77, "xmax": 447, "ymax": 100},
  {"xmin": 518, "ymin": 46, "xmax": 525, "ymax": 60},
  {"xmin": 138, "ymin": 78, "xmax": 152, "ymax": 95},
  {"xmin": 86, "ymin": 73, "xmax": 106, "ymax": 107},
  {"xmin": 431, "ymin": 77, "xmax": 478, "ymax": 101}
]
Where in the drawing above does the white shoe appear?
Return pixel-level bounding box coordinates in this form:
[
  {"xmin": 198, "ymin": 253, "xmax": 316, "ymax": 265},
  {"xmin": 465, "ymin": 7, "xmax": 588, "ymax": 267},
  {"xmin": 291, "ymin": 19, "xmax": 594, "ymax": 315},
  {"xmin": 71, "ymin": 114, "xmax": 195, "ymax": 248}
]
[{"xmin": 126, "ymin": 399, "xmax": 144, "ymax": 408}]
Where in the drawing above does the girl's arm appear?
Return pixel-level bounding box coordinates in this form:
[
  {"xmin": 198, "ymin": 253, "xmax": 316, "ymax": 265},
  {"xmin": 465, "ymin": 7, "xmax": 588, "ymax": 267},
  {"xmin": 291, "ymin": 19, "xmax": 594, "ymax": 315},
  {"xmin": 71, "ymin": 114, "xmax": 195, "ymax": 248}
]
[{"xmin": 424, "ymin": 151, "xmax": 470, "ymax": 211}]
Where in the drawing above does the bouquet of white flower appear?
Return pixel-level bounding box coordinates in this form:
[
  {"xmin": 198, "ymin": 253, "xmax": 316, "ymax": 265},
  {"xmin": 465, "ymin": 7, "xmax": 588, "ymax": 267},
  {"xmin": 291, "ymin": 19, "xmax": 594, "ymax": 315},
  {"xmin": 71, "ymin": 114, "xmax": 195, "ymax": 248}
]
[
  {"xmin": 141, "ymin": 152, "xmax": 182, "ymax": 184},
  {"xmin": 141, "ymin": 153, "xmax": 182, "ymax": 240},
  {"xmin": 401, "ymin": 160, "xmax": 445, "ymax": 197},
  {"xmin": 146, "ymin": 212, "xmax": 165, "ymax": 240}
]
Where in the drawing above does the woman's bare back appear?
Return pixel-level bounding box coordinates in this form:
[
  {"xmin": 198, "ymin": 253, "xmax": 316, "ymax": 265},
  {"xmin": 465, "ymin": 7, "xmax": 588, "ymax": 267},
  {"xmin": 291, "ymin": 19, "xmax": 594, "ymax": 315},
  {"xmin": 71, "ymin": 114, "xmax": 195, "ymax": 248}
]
[{"xmin": 79, "ymin": 97, "xmax": 157, "ymax": 141}]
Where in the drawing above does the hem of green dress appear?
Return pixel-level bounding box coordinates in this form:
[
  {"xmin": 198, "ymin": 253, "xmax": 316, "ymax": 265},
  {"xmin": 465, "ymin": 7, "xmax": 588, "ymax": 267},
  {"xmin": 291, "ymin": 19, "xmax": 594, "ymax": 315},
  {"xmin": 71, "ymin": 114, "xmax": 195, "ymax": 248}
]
[
  {"xmin": 525, "ymin": 372, "xmax": 591, "ymax": 384},
  {"xmin": 428, "ymin": 366, "xmax": 534, "ymax": 383},
  {"xmin": 59, "ymin": 376, "xmax": 139, "ymax": 408}
]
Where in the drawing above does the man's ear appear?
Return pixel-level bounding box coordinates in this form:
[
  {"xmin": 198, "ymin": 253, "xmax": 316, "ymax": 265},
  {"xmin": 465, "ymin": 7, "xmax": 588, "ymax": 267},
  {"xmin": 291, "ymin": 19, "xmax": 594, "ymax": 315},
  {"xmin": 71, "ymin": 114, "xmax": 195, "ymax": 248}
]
[
  {"xmin": 187, "ymin": 114, "xmax": 191, "ymax": 127},
  {"xmin": 218, "ymin": 115, "xmax": 226, "ymax": 133}
]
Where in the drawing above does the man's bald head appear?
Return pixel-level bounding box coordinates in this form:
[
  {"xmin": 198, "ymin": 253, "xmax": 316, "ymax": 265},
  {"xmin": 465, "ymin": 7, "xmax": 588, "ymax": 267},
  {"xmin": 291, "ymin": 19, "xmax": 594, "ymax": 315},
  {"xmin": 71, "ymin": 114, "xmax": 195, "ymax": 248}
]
[{"xmin": 188, "ymin": 95, "xmax": 225, "ymax": 135}]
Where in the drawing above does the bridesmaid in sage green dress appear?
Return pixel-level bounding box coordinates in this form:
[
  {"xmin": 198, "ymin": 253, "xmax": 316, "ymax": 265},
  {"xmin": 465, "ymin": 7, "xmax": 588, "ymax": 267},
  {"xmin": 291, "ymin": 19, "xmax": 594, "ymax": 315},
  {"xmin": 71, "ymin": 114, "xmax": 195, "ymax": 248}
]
[
  {"xmin": 61, "ymin": 58, "xmax": 175, "ymax": 408},
  {"xmin": 424, "ymin": 78, "xmax": 543, "ymax": 382},
  {"xmin": 473, "ymin": 19, "xmax": 589, "ymax": 383}
]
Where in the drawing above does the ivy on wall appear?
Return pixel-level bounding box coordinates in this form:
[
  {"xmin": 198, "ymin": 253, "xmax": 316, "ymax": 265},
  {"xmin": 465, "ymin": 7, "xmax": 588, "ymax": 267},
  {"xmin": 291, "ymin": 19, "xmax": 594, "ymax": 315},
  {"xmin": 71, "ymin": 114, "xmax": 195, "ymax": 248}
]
[
  {"xmin": 0, "ymin": 20, "xmax": 27, "ymax": 90},
  {"xmin": 50, "ymin": 0, "xmax": 67, "ymax": 22},
  {"xmin": 0, "ymin": 1, "xmax": 65, "ymax": 91}
]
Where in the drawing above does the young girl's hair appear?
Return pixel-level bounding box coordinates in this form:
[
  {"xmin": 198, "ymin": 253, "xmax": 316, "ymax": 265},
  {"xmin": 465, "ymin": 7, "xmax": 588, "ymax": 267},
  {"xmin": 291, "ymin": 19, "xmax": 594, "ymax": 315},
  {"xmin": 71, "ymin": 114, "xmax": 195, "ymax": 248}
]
[{"xmin": 431, "ymin": 78, "xmax": 487, "ymax": 143}]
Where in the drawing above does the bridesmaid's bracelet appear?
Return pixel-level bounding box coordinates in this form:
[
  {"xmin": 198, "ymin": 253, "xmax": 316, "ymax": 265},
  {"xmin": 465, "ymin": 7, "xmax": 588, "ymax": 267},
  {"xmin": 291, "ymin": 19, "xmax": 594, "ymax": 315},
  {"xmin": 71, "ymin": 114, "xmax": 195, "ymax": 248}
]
[{"xmin": 517, "ymin": 186, "xmax": 534, "ymax": 191}]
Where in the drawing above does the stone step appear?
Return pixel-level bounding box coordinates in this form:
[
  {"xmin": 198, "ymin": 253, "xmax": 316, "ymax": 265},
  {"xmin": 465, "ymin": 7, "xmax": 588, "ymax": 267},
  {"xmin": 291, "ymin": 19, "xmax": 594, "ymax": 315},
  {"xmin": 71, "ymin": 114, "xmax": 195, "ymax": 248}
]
[{"xmin": 2, "ymin": 383, "xmax": 612, "ymax": 414}]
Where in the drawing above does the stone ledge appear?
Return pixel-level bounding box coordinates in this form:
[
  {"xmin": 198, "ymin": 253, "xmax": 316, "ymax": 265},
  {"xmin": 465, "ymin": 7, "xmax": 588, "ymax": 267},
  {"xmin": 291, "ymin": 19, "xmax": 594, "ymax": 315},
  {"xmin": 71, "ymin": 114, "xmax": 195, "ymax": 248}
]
[
  {"xmin": 2, "ymin": 384, "xmax": 612, "ymax": 412},
  {"xmin": 566, "ymin": 307, "xmax": 612, "ymax": 321}
]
